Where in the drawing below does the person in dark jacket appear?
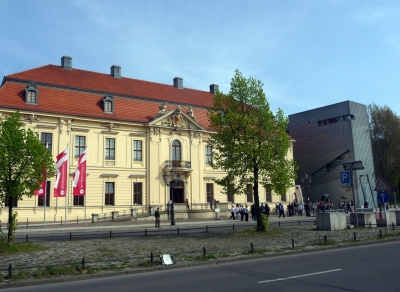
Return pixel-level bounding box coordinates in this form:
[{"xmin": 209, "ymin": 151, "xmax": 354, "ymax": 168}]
[{"xmin": 251, "ymin": 204, "xmax": 256, "ymax": 221}]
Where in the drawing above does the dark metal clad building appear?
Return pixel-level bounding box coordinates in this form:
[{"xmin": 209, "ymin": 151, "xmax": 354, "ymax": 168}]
[{"xmin": 288, "ymin": 101, "xmax": 375, "ymax": 207}]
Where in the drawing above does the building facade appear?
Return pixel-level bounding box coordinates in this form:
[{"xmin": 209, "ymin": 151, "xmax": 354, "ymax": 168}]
[
  {"xmin": 288, "ymin": 101, "xmax": 375, "ymax": 207},
  {"xmin": 0, "ymin": 56, "xmax": 295, "ymax": 223}
]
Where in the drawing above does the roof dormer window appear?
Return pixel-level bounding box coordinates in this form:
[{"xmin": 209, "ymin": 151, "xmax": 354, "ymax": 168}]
[
  {"xmin": 25, "ymin": 83, "xmax": 39, "ymax": 105},
  {"xmin": 102, "ymin": 94, "xmax": 114, "ymax": 114}
]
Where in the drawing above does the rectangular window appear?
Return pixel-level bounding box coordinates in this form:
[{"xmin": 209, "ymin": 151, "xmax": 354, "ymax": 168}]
[
  {"xmin": 133, "ymin": 140, "xmax": 142, "ymax": 161},
  {"xmin": 133, "ymin": 182, "xmax": 142, "ymax": 205},
  {"xmin": 266, "ymin": 184, "xmax": 272, "ymax": 202},
  {"xmin": 40, "ymin": 133, "xmax": 52, "ymax": 154},
  {"xmin": 246, "ymin": 184, "xmax": 253, "ymax": 202},
  {"xmin": 38, "ymin": 181, "xmax": 51, "ymax": 207},
  {"xmin": 105, "ymin": 182, "xmax": 115, "ymax": 205},
  {"xmin": 27, "ymin": 91, "xmax": 37, "ymax": 103},
  {"xmin": 73, "ymin": 196, "xmax": 85, "ymax": 206},
  {"xmin": 206, "ymin": 183, "xmax": 214, "ymax": 202},
  {"xmin": 5, "ymin": 197, "xmax": 18, "ymax": 207},
  {"xmin": 205, "ymin": 145, "xmax": 212, "ymax": 165},
  {"xmin": 75, "ymin": 136, "xmax": 86, "ymax": 158},
  {"xmin": 105, "ymin": 138, "xmax": 115, "ymax": 160}
]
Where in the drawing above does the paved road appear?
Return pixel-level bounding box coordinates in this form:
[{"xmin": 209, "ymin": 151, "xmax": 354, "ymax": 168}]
[{"xmin": 4, "ymin": 241, "xmax": 400, "ymax": 291}]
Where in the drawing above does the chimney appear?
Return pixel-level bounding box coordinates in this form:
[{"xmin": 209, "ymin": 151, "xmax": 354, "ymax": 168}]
[
  {"xmin": 110, "ymin": 65, "xmax": 121, "ymax": 78},
  {"xmin": 61, "ymin": 56, "xmax": 72, "ymax": 70},
  {"xmin": 173, "ymin": 77, "xmax": 183, "ymax": 89},
  {"xmin": 209, "ymin": 84, "xmax": 219, "ymax": 94}
]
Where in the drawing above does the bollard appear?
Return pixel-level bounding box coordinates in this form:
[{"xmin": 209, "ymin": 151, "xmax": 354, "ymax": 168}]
[
  {"xmin": 369, "ymin": 222, "xmax": 372, "ymax": 228},
  {"xmin": 251, "ymin": 242, "xmax": 254, "ymax": 254},
  {"xmin": 206, "ymin": 226, "xmax": 208, "ymax": 232},
  {"xmin": 203, "ymin": 246, "xmax": 206, "ymax": 257},
  {"xmin": 150, "ymin": 252, "xmax": 153, "ymax": 263},
  {"xmin": 8, "ymin": 263, "xmax": 12, "ymax": 279},
  {"xmin": 145, "ymin": 229, "xmax": 147, "ymax": 236},
  {"xmin": 354, "ymin": 232, "xmax": 356, "ymax": 241},
  {"xmin": 70, "ymin": 233, "xmax": 72, "ymax": 240},
  {"xmin": 324, "ymin": 234, "xmax": 327, "ymax": 244},
  {"xmin": 110, "ymin": 231, "xmax": 112, "ymax": 238},
  {"xmin": 81, "ymin": 257, "xmax": 85, "ymax": 270},
  {"xmin": 279, "ymin": 221, "xmax": 280, "ymax": 227},
  {"xmin": 233, "ymin": 224, "xmax": 235, "ymax": 230},
  {"xmin": 380, "ymin": 229, "xmax": 382, "ymax": 238},
  {"xmin": 61, "ymin": 217, "xmax": 63, "ymax": 225},
  {"xmin": 177, "ymin": 227, "xmax": 180, "ymax": 235},
  {"xmin": 26, "ymin": 235, "xmax": 28, "ymax": 243},
  {"xmin": 298, "ymin": 220, "xmax": 300, "ymax": 226},
  {"xmin": 392, "ymin": 223, "xmax": 395, "ymax": 230},
  {"xmin": 292, "ymin": 238, "xmax": 295, "ymax": 249}
]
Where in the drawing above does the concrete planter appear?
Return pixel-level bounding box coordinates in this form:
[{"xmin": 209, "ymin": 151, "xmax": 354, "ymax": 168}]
[
  {"xmin": 376, "ymin": 211, "xmax": 396, "ymax": 227},
  {"xmin": 316, "ymin": 212, "xmax": 346, "ymax": 231},
  {"xmin": 350, "ymin": 212, "xmax": 376, "ymax": 227},
  {"xmin": 395, "ymin": 211, "xmax": 400, "ymax": 225}
]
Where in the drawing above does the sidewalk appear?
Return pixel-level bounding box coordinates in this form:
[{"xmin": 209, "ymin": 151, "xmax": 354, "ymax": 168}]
[{"xmin": 9, "ymin": 213, "xmax": 314, "ymax": 234}]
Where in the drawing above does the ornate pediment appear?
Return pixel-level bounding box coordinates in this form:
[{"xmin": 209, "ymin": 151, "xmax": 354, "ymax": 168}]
[{"xmin": 149, "ymin": 103, "xmax": 204, "ymax": 131}]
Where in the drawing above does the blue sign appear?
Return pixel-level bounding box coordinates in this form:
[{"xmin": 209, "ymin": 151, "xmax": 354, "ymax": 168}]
[
  {"xmin": 340, "ymin": 172, "xmax": 350, "ymax": 184},
  {"xmin": 377, "ymin": 192, "xmax": 389, "ymax": 203}
]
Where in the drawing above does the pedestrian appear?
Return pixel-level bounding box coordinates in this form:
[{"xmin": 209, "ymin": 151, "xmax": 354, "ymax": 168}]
[
  {"xmin": 230, "ymin": 205, "xmax": 235, "ymax": 219},
  {"xmin": 244, "ymin": 205, "xmax": 249, "ymax": 221},
  {"xmin": 298, "ymin": 202, "xmax": 304, "ymax": 216},
  {"xmin": 265, "ymin": 203, "xmax": 270, "ymax": 219},
  {"xmin": 240, "ymin": 205, "xmax": 244, "ymax": 221},
  {"xmin": 251, "ymin": 204, "xmax": 256, "ymax": 221},
  {"xmin": 235, "ymin": 205, "xmax": 239, "ymax": 220},
  {"xmin": 154, "ymin": 207, "xmax": 160, "ymax": 227},
  {"xmin": 260, "ymin": 203, "xmax": 265, "ymax": 215},
  {"xmin": 278, "ymin": 202, "xmax": 285, "ymax": 218},
  {"xmin": 185, "ymin": 199, "xmax": 190, "ymax": 210}
]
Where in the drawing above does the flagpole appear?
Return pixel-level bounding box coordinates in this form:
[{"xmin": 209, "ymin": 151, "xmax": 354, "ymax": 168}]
[
  {"xmin": 84, "ymin": 147, "xmax": 87, "ymax": 226},
  {"xmin": 65, "ymin": 144, "xmax": 69, "ymax": 226}
]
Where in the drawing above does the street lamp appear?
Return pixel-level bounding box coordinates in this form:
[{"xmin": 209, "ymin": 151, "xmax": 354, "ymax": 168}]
[
  {"xmin": 163, "ymin": 169, "xmax": 182, "ymax": 226},
  {"xmin": 300, "ymin": 174, "xmax": 312, "ymax": 202}
]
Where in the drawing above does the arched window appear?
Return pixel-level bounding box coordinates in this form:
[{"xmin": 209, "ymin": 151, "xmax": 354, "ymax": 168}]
[
  {"xmin": 102, "ymin": 94, "xmax": 114, "ymax": 113},
  {"xmin": 25, "ymin": 83, "xmax": 39, "ymax": 104},
  {"xmin": 172, "ymin": 140, "xmax": 181, "ymax": 166}
]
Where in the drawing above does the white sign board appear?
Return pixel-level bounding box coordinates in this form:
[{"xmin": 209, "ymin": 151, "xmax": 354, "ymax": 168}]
[
  {"xmin": 214, "ymin": 208, "xmax": 220, "ymax": 213},
  {"xmin": 161, "ymin": 254, "xmax": 174, "ymax": 265}
]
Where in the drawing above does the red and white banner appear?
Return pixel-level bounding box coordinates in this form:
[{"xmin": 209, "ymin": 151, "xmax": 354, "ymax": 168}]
[
  {"xmin": 54, "ymin": 147, "xmax": 68, "ymax": 197},
  {"xmin": 34, "ymin": 169, "xmax": 47, "ymax": 196},
  {"xmin": 73, "ymin": 149, "xmax": 87, "ymax": 196}
]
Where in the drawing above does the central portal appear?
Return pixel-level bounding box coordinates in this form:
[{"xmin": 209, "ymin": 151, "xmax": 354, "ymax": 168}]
[{"xmin": 170, "ymin": 180, "xmax": 184, "ymax": 203}]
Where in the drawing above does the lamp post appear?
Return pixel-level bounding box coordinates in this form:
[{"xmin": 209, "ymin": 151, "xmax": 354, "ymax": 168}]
[
  {"xmin": 300, "ymin": 174, "xmax": 312, "ymax": 203},
  {"xmin": 163, "ymin": 169, "xmax": 182, "ymax": 226}
]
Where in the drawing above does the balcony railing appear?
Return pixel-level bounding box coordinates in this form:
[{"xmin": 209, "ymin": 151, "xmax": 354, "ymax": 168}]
[{"xmin": 164, "ymin": 160, "xmax": 191, "ymax": 169}]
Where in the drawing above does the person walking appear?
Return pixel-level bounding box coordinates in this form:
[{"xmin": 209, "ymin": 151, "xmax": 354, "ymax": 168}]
[
  {"xmin": 234, "ymin": 205, "xmax": 239, "ymax": 220},
  {"xmin": 154, "ymin": 207, "xmax": 160, "ymax": 227},
  {"xmin": 244, "ymin": 205, "xmax": 249, "ymax": 221},
  {"xmin": 265, "ymin": 203, "xmax": 270, "ymax": 219},
  {"xmin": 278, "ymin": 202, "xmax": 285, "ymax": 218},
  {"xmin": 251, "ymin": 204, "xmax": 256, "ymax": 221},
  {"xmin": 229, "ymin": 205, "xmax": 235, "ymax": 219},
  {"xmin": 185, "ymin": 199, "xmax": 190, "ymax": 210}
]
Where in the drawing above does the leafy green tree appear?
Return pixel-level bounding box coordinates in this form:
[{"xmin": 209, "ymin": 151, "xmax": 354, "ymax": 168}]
[
  {"xmin": 208, "ymin": 70, "xmax": 297, "ymax": 231},
  {"xmin": 368, "ymin": 103, "xmax": 400, "ymax": 194},
  {"xmin": 0, "ymin": 112, "xmax": 55, "ymax": 244}
]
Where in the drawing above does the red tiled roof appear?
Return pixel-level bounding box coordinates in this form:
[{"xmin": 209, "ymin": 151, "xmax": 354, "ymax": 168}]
[
  {"xmin": 0, "ymin": 82, "xmax": 212, "ymax": 129},
  {"xmin": 6, "ymin": 65, "xmax": 215, "ymax": 108}
]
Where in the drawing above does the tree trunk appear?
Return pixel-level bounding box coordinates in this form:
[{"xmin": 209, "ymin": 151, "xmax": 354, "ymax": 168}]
[
  {"xmin": 7, "ymin": 196, "xmax": 13, "ymax": 244},
  {"xmin": 254, "ymin": 166, "xmax": 263, "ymax": 231}
]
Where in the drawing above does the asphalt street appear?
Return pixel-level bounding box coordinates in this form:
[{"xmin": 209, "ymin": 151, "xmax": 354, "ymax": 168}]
[{"xmin": 4, "ymin": 241, "xmax": 400, "ymax": 292}]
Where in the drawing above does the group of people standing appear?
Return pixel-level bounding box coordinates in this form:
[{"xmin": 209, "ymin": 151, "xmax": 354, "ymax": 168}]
[{"xmin": 229, "ymin": 203, "xmax": 271, "ymax": 221}]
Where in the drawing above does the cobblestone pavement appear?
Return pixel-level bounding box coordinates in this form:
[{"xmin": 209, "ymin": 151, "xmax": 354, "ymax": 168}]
[{"xmin": 1, "ymin": 216, "xmax": 399, "ymax": 277}]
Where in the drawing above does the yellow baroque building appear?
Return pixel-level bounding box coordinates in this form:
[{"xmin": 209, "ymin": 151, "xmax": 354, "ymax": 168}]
[{"xmin": 0, "ymin": 56, "xmax": 295, "ymax": 224}]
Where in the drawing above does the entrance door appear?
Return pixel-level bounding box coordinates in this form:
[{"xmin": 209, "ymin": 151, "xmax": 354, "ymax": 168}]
[{"xmin": 170, "ymin": 180, "xmax": 184, "ymax": 203}]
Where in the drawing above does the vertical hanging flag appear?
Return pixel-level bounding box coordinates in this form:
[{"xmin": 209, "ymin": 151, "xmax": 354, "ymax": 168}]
[
  {"xmin": 54, "ymin": 147, "xmax": 68, "ymax": 197},
  {"xmin": 34, "ymin": 168, "xmax": 47, "ymax": 196},
  {"xmin": 35, "ymin": 142, "xmax": 49, "ymax": 197},
  {"xmin": 73, "ymin": 149, "xmax": 87, "ymax": 196}
]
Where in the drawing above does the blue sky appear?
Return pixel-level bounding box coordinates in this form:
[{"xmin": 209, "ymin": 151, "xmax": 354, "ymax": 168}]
[{"xmin": 1, "ymin": 0, "xmax": 399, "ymax": 116}]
